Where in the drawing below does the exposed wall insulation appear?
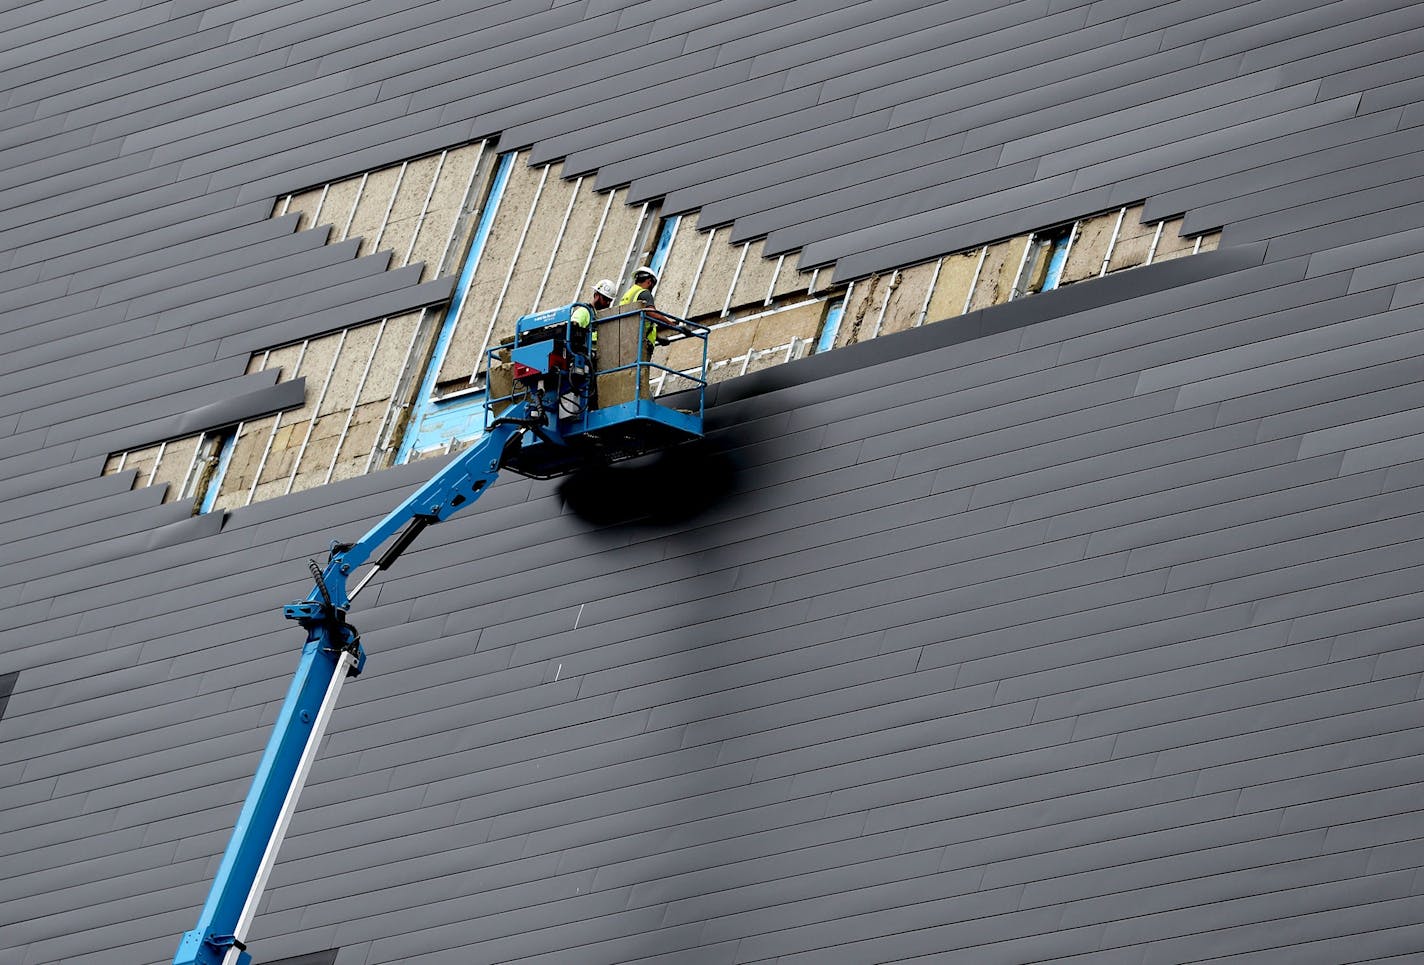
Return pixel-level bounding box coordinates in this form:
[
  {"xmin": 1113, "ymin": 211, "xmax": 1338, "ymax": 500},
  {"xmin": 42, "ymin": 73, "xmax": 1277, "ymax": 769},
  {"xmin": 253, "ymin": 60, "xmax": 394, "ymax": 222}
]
[
  {"xmin": 1105, "ymin": 203, "xmax": 1156, "ymax": 273},
  {"xmin": 966, "ymin": 236, "xmax": 1032, "ymax": 312},
  {"xmin": 578, "ymin": 188, "xmax": 650, "ymax": 313},
  {"xmin": 729, "ymin": 238, "xmax": 780, "ymax": 311},
  {"xmin": 686, "ymin": 224, "xmax": 747, "ymax": 319},
  {"xmin": 655, "ymin": 211, "xmax": 712, "ymax": 312},
  {"xmin": 274, "ymin": 143, "xmax": 486, "ymax": 281},
  {"xmin": 875, "ymin": 260, "xmax": 940, "ymax": 337},
  {"xmin": 333, "ymin": 310, "xmax": 427, "ymax": 482},
  {"xmin": 533, "ymin": 176, "xmax": 610, "ymax": 311},
  {"xmin": 106, "ymin": 184, "xmax": 1221, "ymax": 511},
  {"xmin": 1149, "ymin": 217, "xmax": 1195, "ymax": 263},
  {"xmin": 771, "ymin": 256, "xmax": 815, "ymax": 300},
  {"xmin": 1058, "ymin": 209, "xmax": 1122, "ymax": 285},
  {"xmin": 924, "ymin": 248, "xmax": 983, "ymax": 324}
]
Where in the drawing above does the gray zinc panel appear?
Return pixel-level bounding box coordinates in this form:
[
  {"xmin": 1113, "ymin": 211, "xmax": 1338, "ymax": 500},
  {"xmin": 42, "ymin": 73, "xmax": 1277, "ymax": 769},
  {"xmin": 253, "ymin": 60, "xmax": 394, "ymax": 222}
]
[{"xmin": 8, "ymin": 2, "xmax": 1424, "ymax": 963}]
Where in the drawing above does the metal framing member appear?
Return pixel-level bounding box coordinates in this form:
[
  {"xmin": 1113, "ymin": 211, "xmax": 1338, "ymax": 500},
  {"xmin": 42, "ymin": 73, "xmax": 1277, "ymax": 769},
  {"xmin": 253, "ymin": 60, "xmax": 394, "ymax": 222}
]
[
  {"xmin": 401, "ymin": 150, "xmax": 448, "ymax": 269},
  {"xmin": 783, "ymin": 337, "xmax": 801, "ymax": 363},
  {"xmin": 1099, "ymin": 206, "xmax": 1127, "ymax": 277},
  {"xmin": 574, "ymin": 188, "xmax": 615, "ymax": 296},
  {"xmin": 435, "ymin": 142, "xmax": 487, "ymax": 276},
  {"xmin": 1193, "ymin": 234, "xmax": 1204, "ymax": 254},
  {"xmin": 324, "ymin": 318, "xmax": 388, "ymax": 485},
  {"xmin": 739, "ymin": 349, "xmax": 755, "ymax": 377},
  {"xmin": 277, "ymin": 195, "xmax": 292, "ymax": 218},
  {"xmin": 308, "ymin": 184, "xmax": 330, "ymax": 231},
  {"xmin": 201, "ymin": 427, "xmax": 238, "ymax": 515},
  {"xmin": 617, "ymin": 200, "xmax": 652, "ymax": 288},
  {"xmin": 533, "ymin": 174, "xmax": 583, "ymax": 311},
  {"xmin": 365, "ymin": 309, "xmax": 427, "ymax": 474},
  {"xmin": 808, "ymin": 267, "xmax": 820, "ymax": 295},
  {"xmin": 370, "ymin": 161, "xmax": 409, "ymax": 255},
  {"xmin": 1145, "ymin": 219, "xmax": 1165, "ymax": 265},
  {"xmin": 145, "ymin": 441, "xmax": 167, "ymax": 488},
  {"xmin": 722, "ymin": 242, "xmax": 750, "ymax": 317},
  {"xmin": 284, "ymin": 329, "xmax": 348, "ymax": 495},
  {"xmin": 1058, "ymin": 220, "xmax": 1082, "ymax": 276},
  {"xmin": 467, "ymin": 160, "xmax": 550, "ymax": 385},
  {"xmin": 703, "ymin": 295, "xmax": 820, "ymax": 333},
  {"xmin": 1009, "ymin": 234, "xmax": 1037, "ymax": 300},
  {"xmin": 113, "ymin": 451, "xmax": 128, "ymax": 473},
  {"xmin": 650, "ymin": 211, "xmax": 680, "ymax": 276},
  {"xmin": 340, "ymin": 173, "xmax": 368, "ymax": 242},
  {"xmin": 869, "ymin": 270, "xmax": 900, "ymax": 339},
  {"xmin": 766, "ymin": 253, "xmax": 784, "ymax": 305},
  {"xmin": 915, "ymin": 257, "xmax": 944, "ymax": 327},
  {"xmin": 683, "ymin": 226, "xmax": 718, "ymax": 316},
  {"xmin": 962, "ymin": 246, "xmax": 988, "ymax": 314},
  {"xmin": 246, "ymin": 340, "xmax": 309, "ymax": 506},
  {"xmin": 176, "ymin": 432, "xmax": 208, "ymax": 502},
  {"xmin": 816, "ymin": 280, "xmax": 852, "ymax": 354}
]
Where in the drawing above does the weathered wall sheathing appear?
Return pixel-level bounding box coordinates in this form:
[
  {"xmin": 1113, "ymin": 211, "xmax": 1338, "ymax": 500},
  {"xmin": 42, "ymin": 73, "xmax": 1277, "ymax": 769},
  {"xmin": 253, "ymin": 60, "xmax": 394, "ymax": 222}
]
[{"xmin": 9, "ymin": 3, "xmax": 1424, "ymax": 964}]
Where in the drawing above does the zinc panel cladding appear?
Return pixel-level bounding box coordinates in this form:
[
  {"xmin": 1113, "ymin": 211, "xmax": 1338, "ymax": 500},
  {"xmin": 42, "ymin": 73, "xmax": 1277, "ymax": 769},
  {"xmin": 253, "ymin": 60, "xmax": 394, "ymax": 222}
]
[{"xmin": 6, "ymin": 2, "xmax": 1424, "ymax": 965}]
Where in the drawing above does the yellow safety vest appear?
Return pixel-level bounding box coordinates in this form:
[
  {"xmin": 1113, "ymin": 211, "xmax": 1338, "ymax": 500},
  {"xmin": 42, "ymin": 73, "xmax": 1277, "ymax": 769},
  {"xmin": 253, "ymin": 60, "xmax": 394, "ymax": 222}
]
[{"xmin": 620, "ymin": 284, "xmax": 657, "ymax": 344}]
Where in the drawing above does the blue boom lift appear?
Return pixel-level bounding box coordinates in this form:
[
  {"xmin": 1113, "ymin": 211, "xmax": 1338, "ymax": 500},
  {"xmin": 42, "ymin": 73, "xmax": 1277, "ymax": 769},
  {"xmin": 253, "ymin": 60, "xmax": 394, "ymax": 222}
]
[{"xmin": 175, "ymin": 305, "xmax": 708, "ymax": 965}]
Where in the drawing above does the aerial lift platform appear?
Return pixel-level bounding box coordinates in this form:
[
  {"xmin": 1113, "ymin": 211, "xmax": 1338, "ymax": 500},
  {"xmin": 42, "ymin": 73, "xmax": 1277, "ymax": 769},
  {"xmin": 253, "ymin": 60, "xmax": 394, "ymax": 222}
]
[{"xmin": 174, "ymin": 306, "xmax": 708, "ymax": 965}]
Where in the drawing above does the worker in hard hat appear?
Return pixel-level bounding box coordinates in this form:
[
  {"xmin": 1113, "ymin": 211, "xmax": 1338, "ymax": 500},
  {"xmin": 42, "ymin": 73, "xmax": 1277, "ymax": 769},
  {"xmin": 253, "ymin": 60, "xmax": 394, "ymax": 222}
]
[
  {"xmin": 620, "ymin": 266, "xmax": 675, "ymax": 346},
  {"xmin": 572, "ymin": 277, "xmax": 616, "ymax": 334},
  {"xmin": 561, "ymin": 278, "xmax": 616, "ymax": 417}
]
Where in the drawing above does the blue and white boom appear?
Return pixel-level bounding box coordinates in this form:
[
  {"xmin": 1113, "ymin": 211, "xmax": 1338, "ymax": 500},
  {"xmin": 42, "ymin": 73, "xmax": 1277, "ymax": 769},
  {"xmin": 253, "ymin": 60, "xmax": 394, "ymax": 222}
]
[{"xmin": 175, "ymin": 306, "xmax": 707, "ymax": 965}]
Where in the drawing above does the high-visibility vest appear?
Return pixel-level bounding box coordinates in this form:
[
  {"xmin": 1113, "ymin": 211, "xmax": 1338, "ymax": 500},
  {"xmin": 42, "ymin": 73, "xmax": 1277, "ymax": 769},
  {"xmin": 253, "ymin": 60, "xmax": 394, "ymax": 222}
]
[{"xmin": 620, "ymin": 284, "xmax": 657, "ymax": 343}]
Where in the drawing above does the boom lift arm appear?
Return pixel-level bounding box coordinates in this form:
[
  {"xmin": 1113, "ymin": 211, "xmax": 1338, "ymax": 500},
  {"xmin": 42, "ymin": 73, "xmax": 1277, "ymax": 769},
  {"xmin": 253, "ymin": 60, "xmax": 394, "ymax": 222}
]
[
  {"xmin": 175, "ymin": 304, "xmax": 708, "ymax": 965},
  {"xmin": 174, "ymin": 401, "xmax": 537, "ymax": 965}
]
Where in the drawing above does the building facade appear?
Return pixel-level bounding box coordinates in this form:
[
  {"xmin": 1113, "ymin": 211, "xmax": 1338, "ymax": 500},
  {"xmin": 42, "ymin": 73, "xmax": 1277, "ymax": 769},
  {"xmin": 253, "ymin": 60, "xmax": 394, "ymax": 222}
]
[{"xmin": 4, "ymin": 1, "xmax": 1424, "ymax": 962}]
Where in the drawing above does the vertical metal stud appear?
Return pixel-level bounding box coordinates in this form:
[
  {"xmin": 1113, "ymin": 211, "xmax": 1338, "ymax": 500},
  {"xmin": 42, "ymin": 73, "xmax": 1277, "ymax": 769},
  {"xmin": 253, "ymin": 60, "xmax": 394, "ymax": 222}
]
[
  {"xmin": 365, "ymin": 309, "xmax": 427, "ymax": 474},
  {"xmin": 145, "ymin": 441, "xmax": 167, "ymax": 488},
  {"xmin": 309, "ymin": 183, "xmax": 330, "ymax": 230},
  {"xmin": 177, "ymin": 432, "xmax": 208, "ymax": 502},
  {"xmin": 284, "ymin": 330, "xmax": 347, "ymax": 495},
  {"xmin": 1099, "ymin": 206, "xmax": 1127, "ymax": 277},
  {"xmin": 370, "ymin": 161, "xmax": 408, "ymax": 255},
  {"xmin": 1145, "ymin": 220, "xmax": 1165, "ymax": 265},
  {"xmin": 766, "ymin": 253, "xmax": 784, "ymax": 306},
  {"xmin": 1010, "ymin": 234, "xmax": 1039, "ymax": 299},
  {"xmin": 1193, "ymin": 234, "xmax": 1203, "ymax": 254},
  {"xmin": 617, "ymin": 201, "xmax": 651, "ymax": 287},
  {"xmin": 683, "ymin": 227, "xmax": 717, "ymax": 316},
  {"xmin": 246, "ymin": 340, "xmax": 309, "ymax": 506},
  {"xmin": 340, "ymin": 173, "xmax": 368, "ymax": 243},
  {"xmin": 469, "ymin": 161, "xmax": 550, "ymax": 385},
  {"xmin": 1058, "ymin": 220, "xmax": 1081, "ymax": 277},
  {"xmin": 722, "ymin": 242, "xmax": 749, "ymax": 317},
  {"xmin": 869, "ymin": 271, "xmax": 899, "ymax": 339},
  {"xmin": 325, "ymin": 319, "xmax": 387, "ymax": 485},
  {"xmin": 435, "ymin": 142, "xmax": 486, "ymax": 275},
  {"xmin": 962, "ymin": 247, "xmax": 988, "ymax": 314},
  {"xmin": 575, "ymin": 189, "xmax": 615, "ymax": 297},
  {"xmin": 402, "ymin": 151, "xmax": 448, "ymax": 269},
  {"xmin": 915, "ymin": 257, "xmax": 943, "ymax": 327},
  {"xmin": 533, "ymin": 174, "xmax": 583, "ymax": 311}
]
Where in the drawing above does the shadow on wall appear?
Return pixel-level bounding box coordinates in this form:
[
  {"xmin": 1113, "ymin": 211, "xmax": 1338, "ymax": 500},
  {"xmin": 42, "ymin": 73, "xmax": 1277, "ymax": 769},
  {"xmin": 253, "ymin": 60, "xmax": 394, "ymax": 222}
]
[{"xmin": 558, "ymin": 436, "xmax": 743, "ymax": 528}]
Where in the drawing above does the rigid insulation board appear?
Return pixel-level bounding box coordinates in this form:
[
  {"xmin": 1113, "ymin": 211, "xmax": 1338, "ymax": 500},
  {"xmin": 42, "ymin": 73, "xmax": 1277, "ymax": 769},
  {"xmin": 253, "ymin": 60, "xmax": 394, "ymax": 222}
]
[{"xmin": 5, "ymin": 2, "xmax": 1424, "ymax": 965}]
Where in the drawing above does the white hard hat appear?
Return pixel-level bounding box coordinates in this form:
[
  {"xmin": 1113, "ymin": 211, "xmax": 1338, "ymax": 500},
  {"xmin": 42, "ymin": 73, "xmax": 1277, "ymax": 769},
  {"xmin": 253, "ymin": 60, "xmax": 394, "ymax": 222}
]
[
  {"xmin": 633, "ymin": 265, "xmax": 659, "ymax": 284},
  {"xmin": 593, "ymin": 278, "xmax": 616, "ymax": 299}
]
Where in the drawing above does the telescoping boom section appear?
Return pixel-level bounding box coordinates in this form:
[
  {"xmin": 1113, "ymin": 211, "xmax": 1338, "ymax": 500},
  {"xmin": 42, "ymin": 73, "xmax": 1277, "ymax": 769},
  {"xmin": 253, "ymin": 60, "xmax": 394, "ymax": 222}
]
[{"xmin": 175, "ymin": 306, "xmax": 706, "ymax": 965}]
